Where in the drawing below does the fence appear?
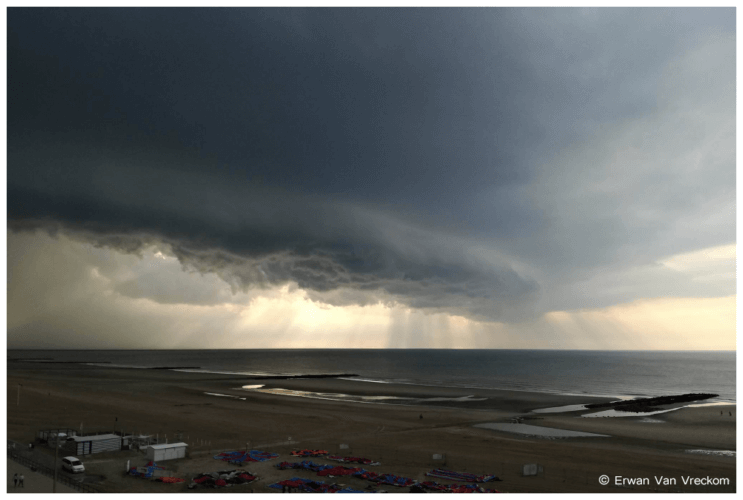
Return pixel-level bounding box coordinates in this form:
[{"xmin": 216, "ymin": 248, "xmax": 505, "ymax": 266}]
[{"xmin": 7, "ymin": 450, "xmax": 101, "ymax": 493}]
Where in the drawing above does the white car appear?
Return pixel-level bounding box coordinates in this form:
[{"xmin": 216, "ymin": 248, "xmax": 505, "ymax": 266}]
[{"xmin": 62, "ymin": 456, "xmax": 85, "ymax": 474}]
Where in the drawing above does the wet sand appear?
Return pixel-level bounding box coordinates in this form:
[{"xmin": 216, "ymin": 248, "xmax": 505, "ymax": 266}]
[
  {"xmin": 533, "ymin": 405, "xmax": 736, "ymax": 450},
  {"xmin": 6, "ymin": 361, "xmax": 736, "ymax": 493},
  {"xmin": 235, "ymin": 376, "xmax": 619, "ymax": 412}
]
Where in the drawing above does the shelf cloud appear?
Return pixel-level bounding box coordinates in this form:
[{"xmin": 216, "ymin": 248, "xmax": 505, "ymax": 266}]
[{"xmin": 7, "ymin": 7, "xmax": 735, "ymax": 348}]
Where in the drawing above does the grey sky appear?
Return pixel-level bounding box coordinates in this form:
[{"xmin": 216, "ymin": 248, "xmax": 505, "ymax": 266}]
[{"xmin": 6, "ymin": 7, "xmax": 735, "ymax": 347}]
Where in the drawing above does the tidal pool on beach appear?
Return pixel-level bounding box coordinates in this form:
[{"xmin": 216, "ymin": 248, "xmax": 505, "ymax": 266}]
[
  {"xmin": 474, "ymin": 422, "xmax": 610, "ymax": 438},
  {"xmin": 204, "ymin": 392, "xmax": 246, "ymax": 400},
  {"xmin": 581, "ymin": 407, "xmax": 681, "ymax": 418},
  {"xmin": 685, "ymin": 449, "xmax": 736, "ymax": 457},
  {"xmin": 239, "ymin": 385, "xmax": 489, "ymax": 406},
  {"xmin": 241, "ymin": 386, "xmax": 412, "ymax": 403},
  {"xmin": 531, "ymin": 404, "xmax": 588, "ymax": 414},
  {"xmin": 637, "ymin": 418, "xmax": 665, "ymax": 423}
]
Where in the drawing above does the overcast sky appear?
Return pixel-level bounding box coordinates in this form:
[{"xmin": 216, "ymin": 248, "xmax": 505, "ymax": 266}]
[{"xmin": 7, "ymin": 7, "xmax": 736, "ymax": 349}]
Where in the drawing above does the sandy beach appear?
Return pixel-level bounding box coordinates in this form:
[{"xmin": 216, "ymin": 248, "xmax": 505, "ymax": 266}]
[{"xmin": 6, "ymin": 361, "xmax": 736, "ymax": 493}]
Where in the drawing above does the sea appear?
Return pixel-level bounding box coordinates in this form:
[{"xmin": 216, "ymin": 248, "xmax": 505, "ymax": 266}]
[{"xmin": 8, "ymin": 349, "xmax": 736, "ymax": 403}]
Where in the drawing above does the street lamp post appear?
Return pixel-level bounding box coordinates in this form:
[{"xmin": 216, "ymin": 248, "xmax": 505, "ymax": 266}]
[{"xmin": 53, "ymin": 433, "xmax": 59, "ymax": 493}]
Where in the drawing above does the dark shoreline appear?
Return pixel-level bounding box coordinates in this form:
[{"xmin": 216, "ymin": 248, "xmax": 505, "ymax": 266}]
[
  {"xmin": 8, "ymin": 359, "xmax": 112, "ymax": 363},
  {"xmin": 7, "ymin": 359, "xmax": 361, "ymax": 379}
]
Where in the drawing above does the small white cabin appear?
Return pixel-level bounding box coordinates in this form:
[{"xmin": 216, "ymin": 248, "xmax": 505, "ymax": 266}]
[{"xmin": 146, "ymin": 442, "xmax": 188, "ymax": 461}]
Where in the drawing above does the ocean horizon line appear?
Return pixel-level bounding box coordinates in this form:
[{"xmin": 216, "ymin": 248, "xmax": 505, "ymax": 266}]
[{"xmin": 6, "ymin": 347, "xmax": 737, "ymax": 352}]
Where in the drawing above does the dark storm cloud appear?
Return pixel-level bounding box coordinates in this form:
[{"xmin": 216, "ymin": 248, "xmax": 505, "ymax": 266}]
[
  {"xmin": 7, "ymin": 7, "xmax": 735, "ymax": 320},
  {"xmin": 10, "ymin": 8, "xmax": 645, "ymax": 206},
  {"xmin": 8, "ymin": 165, "xmax": 539, "ymax": 321}
]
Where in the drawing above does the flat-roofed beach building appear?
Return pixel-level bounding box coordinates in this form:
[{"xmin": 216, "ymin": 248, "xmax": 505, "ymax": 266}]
[
  {"xmin": 65, "ymin": 434, "xmax": 121, "ymax": 455},
  {"xmin": 146, "ymin": 442, "xmax": 188, "ymax": 461}
]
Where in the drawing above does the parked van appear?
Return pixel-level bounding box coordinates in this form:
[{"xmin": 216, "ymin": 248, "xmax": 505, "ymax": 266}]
[{"xmin": 62, "ymin": 456, "xmax": 85, "ymax": 473}]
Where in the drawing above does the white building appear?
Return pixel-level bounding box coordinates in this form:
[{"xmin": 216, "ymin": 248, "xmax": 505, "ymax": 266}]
[{"xmin": 146, "ymin": 442, "xmax": 188, "ymax": 461}]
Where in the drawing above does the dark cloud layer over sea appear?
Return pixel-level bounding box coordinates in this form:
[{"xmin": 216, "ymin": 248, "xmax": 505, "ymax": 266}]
[{"xmin": 7, "ymin": 8, "xmax": 735, "ymax": 325}]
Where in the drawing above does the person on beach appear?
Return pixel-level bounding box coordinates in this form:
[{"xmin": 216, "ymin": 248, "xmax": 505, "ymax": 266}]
[
  {"xmin": 13, "ymin": 473, "xmax": 18, "ymax": 487},
  {"xmin": 19, "ymin": 474, "xmax": 24, "ymax": 488}
]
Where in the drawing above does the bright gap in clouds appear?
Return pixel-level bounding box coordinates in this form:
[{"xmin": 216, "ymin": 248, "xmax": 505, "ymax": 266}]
[
  {"xmin": 6, "ymin": 230, "xmax": 735, "ymax": 350},
  {"xmin": 544, "ymin": 296, "xmax": 735, "ymax": 351},
  {"xmin": 659, "ymin": 243, "xmax": 735, "ymax": 280}
]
